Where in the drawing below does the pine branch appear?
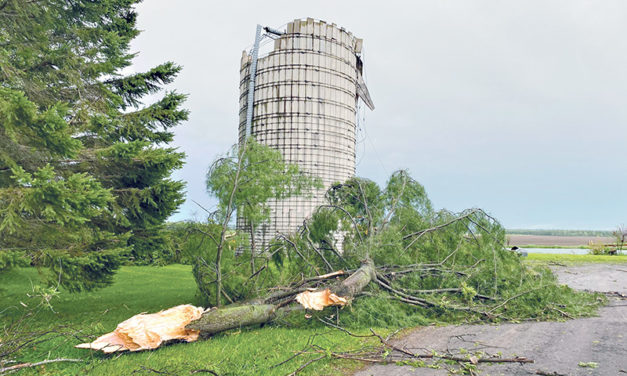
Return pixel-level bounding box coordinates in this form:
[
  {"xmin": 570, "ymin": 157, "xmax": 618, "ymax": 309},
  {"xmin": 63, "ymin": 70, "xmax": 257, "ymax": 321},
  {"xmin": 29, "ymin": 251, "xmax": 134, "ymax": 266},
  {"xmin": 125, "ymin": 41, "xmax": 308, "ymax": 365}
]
[{"xmin": 107, "ymin": 62, "xmax": 182, "ymax": 107}]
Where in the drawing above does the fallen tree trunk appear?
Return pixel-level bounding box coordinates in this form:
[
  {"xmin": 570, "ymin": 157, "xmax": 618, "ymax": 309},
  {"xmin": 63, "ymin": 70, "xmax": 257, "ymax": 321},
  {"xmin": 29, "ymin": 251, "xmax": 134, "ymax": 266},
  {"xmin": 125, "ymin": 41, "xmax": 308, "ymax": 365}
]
[
  {"xmin": 330, "ymin": 259, "xmax": 375, "ymax": 299},
  {"xmin": 78, "ymin": 260, "xmax": 377, "ymax": 352},
  {"xmin": 186, "ymin": 304, "xmax": 277, "ymax": 336},
  {"xmin": 189, "ymin": 259, "xmax": 376, "ymax": 335}
]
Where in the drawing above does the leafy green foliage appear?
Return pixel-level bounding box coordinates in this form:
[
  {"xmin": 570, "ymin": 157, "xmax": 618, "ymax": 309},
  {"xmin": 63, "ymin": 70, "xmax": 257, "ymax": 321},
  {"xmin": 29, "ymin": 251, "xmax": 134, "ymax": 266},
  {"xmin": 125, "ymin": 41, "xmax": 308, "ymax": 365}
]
[
  {"xmin": 207, "ymin": 138, "xmax": 322, "ymax": 230},
  {"xmin": 8, "ymin": 165, "xmax": 113, "ymax": 229},
  {"xmin": 310, "ymin": 172, "xmax": 602, "ymax": 326},
  {"xmin": 588, "ymin": 242, "xmax": 615, "ymax": 255},
  {"xmin": 193, "ymin": 168, "xmax": 601, "ymax": 325},
  {"xmin": 0, "ymin": 0, "xmax": 187, "ymax": 290},
  {"xmin": 0, "ymin": 250, "xmax": 29, "ymax": 271},
  {"xmin": 191, "ymin": 230, "xmax": 265, "ymax": 305},
  {"xmin": 526, "ymin": 253, "xmax": 627, "ymax": 264},
  {"xmin": 194, "ymin": 138, "xmax": 321, "ymax": 306}
]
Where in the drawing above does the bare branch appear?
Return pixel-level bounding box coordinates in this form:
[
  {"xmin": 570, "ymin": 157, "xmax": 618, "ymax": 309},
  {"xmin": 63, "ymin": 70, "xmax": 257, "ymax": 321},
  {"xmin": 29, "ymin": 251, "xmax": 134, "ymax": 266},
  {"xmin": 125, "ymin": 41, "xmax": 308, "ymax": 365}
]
[
  {"xmin": 403, "ymin": 209, "xmax": 481, "ymax": 251},
  {"xmin": 0, "ymin": 358, "xmax": 82, "ymax": 374}
]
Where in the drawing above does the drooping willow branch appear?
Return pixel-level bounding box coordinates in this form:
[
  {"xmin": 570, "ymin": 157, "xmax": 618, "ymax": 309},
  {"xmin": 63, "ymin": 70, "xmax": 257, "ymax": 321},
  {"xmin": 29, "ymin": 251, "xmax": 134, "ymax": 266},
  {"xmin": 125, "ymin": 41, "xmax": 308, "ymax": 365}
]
[{"xmin": 402, "ymin": 209, "xmax": 483, "ymax": 251}]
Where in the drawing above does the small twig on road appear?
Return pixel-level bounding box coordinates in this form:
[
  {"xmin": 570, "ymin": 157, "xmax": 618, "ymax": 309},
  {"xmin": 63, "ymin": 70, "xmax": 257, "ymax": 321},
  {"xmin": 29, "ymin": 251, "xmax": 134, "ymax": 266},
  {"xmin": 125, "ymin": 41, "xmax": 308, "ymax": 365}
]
[
  {"xmin": 549, "ymin": 306, "xmax": 574, "ymax": 319},
  {"xmin": 535, "ymin": 370, "xmax": 568, "ymax": 376},
  {"xmin": 368, "ymin": 328, "xmax": 532, "ymax": 364},
  {"xmin": 604, "ymin": 291, "xmax": 627, "ymax": 299},
  {"xmin": 548, "ymin": 261, "xmax": 567, "ymax": 267}
]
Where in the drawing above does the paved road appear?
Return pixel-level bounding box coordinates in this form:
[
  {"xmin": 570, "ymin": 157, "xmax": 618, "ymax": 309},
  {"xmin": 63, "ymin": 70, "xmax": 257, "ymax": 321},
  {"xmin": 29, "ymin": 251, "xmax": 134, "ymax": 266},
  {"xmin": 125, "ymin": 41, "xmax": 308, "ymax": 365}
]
[{"xmin": 354, "ymin": 264, "xmax": 627, "ymax": 376}]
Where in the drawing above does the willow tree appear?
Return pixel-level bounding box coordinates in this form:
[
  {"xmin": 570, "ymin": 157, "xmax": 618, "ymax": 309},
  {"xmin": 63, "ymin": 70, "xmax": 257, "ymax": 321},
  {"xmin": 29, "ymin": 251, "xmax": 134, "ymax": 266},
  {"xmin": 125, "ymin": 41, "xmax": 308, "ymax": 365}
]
[
  {"xmin": 197, "ymin": 138, "xmax": 322, "ymax": 307},
  {"xmin": 0, "ymin": 0, "xmax": 187, "ymax": 290}
]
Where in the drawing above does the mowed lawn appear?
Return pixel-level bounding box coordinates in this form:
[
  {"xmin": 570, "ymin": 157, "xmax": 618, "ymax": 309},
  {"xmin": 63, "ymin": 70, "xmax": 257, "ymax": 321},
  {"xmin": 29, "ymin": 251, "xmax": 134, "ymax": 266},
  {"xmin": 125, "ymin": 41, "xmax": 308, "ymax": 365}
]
[
  {"xmin": 5, "ymin": 256, "xmax": 623, "ymax": 375},
  {"xmin": 0, "ymin": 266, "xmax": 371, "ymax": 375},
  {"xmin": 525, "ymin": 253, "xmax": 627, "ymax": 264}
]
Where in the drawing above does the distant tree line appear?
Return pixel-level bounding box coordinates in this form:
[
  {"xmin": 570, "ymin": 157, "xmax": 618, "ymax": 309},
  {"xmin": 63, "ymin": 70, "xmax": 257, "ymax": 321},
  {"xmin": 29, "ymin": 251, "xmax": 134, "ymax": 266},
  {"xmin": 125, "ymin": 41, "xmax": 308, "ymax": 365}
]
[{"xmin": 506, "ymin": 229, "xmax": 612, "ymax": 237}]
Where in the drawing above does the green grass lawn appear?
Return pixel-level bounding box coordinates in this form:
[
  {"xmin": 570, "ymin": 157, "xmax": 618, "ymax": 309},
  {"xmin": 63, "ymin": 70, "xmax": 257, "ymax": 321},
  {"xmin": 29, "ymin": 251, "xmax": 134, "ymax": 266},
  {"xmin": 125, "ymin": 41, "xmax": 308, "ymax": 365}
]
[
  {"xmin": 3, "ymin": 254, "xmax": 620, "ymax": 375},
  {"xmin": 0, "ymin": 266, "xmax": 376, "ymax": 375},
  {"xmin": 525, "ymin": 253, "xmax": 627, "ymax": 265}
]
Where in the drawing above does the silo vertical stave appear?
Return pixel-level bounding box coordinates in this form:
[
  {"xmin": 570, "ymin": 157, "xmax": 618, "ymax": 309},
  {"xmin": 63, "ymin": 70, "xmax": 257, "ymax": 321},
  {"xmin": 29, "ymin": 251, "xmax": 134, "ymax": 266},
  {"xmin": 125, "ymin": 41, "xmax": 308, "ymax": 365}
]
[{"xmin": 238, "ymin": 18, "xmax": 373, "ymax": 252}]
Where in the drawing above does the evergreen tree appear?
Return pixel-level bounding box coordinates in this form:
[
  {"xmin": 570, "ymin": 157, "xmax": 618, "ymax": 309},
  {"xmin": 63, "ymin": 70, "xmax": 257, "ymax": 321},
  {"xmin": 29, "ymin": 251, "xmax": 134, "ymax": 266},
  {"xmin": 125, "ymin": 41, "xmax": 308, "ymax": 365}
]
[{"xmin": 0, "ymin": 0, "xmax": 188, "ymax": 290}]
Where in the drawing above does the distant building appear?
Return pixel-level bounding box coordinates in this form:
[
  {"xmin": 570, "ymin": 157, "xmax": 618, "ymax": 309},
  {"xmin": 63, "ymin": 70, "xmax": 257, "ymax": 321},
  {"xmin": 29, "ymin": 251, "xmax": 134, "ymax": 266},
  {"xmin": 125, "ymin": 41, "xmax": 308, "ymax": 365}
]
[{"xmin": 238, "ymin": 18, "xmax": 374, "ymax": 252}]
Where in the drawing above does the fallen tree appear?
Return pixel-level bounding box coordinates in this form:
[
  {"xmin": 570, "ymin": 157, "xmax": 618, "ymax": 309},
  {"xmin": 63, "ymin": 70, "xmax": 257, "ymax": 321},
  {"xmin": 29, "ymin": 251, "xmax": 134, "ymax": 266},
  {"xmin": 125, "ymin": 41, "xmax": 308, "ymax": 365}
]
[
  {"xmin": 189, "ymin": 260, "xmax": 374, "ymax": 334},
  {"xmin": 76, "ymin": 171, "xmax": 603, "ymax": 376},
  {"xmin": 78, "ymin": 260, "xmax": 376, "ymax": 351}
]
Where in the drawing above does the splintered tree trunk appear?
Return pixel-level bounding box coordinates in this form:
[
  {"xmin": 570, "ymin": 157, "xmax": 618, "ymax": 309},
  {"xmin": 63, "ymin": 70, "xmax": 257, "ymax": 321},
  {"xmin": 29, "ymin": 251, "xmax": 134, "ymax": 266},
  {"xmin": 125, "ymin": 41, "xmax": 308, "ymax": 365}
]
[{"xmin": 186, "ymin": 260, "xmax": 376, "ymax": 337}]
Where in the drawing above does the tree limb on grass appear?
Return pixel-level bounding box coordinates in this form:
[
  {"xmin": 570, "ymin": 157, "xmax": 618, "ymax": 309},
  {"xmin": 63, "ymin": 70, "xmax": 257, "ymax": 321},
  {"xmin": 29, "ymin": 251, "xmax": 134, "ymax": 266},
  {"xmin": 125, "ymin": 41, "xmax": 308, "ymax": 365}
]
[{"xmin": 0, "ymin": 358, "xmax": 82, "ymax": 374}]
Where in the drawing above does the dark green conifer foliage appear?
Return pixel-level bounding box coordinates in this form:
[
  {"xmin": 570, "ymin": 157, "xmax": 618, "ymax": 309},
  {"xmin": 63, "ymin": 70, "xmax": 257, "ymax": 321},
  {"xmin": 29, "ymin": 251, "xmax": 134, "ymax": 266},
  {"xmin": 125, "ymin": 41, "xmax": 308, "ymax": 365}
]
[{"xmin": 0, "ymin": 0, "xmax": 188, "ymax": 290}]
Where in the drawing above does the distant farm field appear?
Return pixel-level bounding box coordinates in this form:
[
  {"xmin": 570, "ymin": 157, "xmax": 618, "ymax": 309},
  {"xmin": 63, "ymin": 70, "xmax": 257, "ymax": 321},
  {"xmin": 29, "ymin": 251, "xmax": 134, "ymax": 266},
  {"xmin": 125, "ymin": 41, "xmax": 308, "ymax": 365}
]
[{"xmin": 507, "ymin": 234, "xmax": 615, "ymax": 247}]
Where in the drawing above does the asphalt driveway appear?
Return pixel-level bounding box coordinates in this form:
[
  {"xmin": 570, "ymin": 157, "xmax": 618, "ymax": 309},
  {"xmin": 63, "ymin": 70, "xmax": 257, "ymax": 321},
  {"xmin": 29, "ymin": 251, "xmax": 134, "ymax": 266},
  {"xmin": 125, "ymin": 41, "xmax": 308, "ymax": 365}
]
[{"xmin": 354, "ymin": 264, "xmax": 627, "ymax": 376}]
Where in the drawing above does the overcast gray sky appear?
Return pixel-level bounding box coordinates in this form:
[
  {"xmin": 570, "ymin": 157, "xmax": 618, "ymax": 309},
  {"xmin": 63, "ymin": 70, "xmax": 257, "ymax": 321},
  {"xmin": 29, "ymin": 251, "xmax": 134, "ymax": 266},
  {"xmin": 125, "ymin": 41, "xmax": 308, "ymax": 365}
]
[{"xmin": 129, "ymin": 0, "xmax": 627, "ymax": 230}]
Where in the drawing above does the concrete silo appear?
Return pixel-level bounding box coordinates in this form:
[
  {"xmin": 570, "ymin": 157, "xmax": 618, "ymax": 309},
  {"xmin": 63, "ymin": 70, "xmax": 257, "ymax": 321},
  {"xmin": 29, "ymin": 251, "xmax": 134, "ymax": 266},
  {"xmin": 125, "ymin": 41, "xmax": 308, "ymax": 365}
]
[{"xmin": 238, "ymin": 18, "xmax": 374, "ymax": 252}]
